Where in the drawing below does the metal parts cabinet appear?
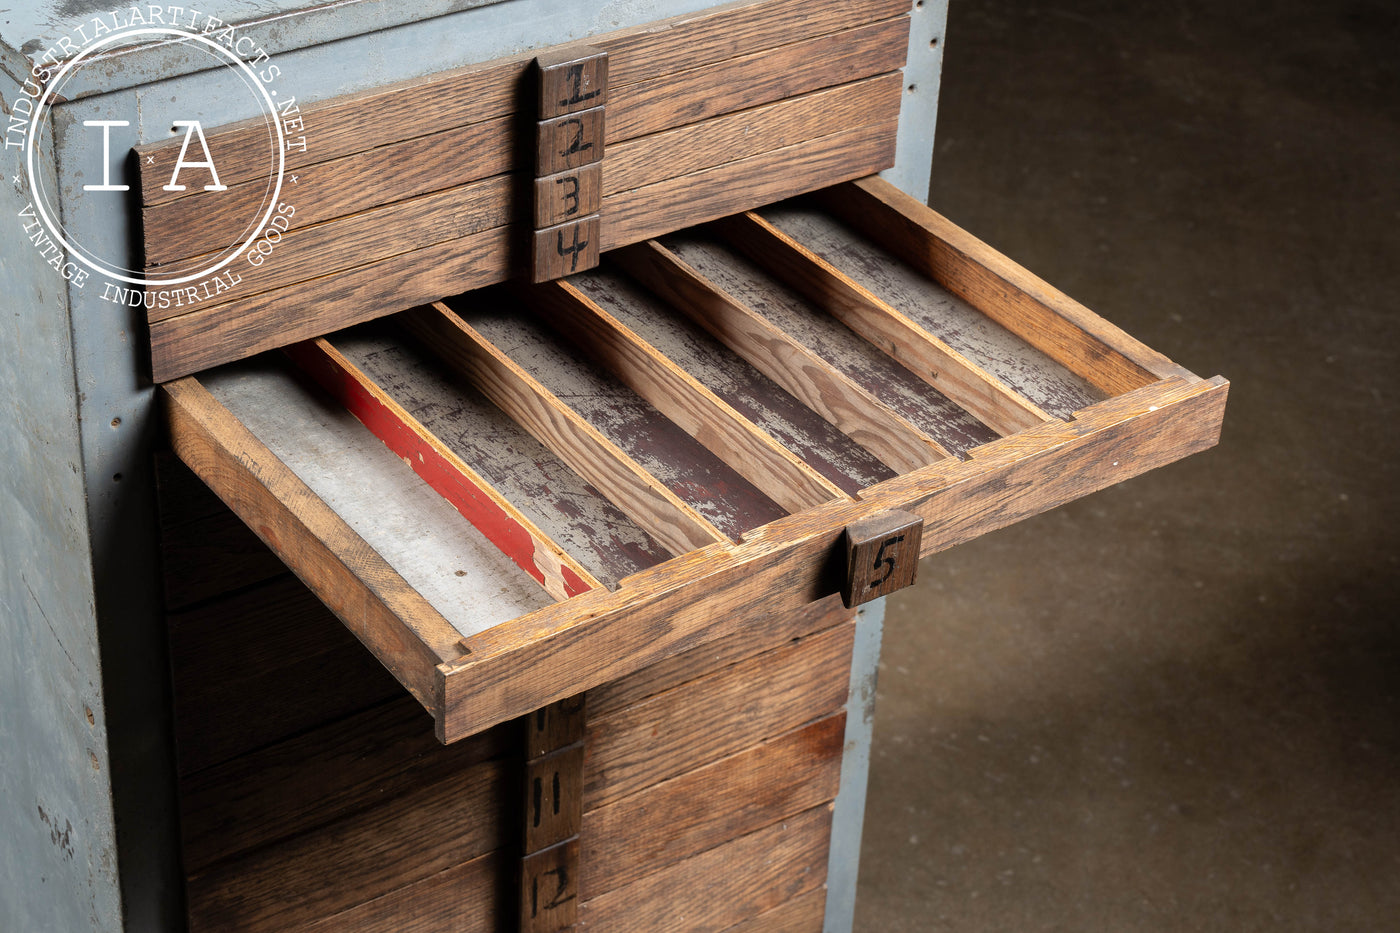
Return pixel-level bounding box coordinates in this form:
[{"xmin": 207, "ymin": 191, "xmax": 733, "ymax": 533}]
[{"xmin": 1, "ymin": 2, "xmax": 1225, "ymax": 931}]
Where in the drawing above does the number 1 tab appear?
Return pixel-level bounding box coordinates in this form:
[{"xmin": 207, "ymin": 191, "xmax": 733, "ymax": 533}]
[
  {"xmin": 536, "ymin": 46, "xmax": 608, "ymax": 119},
  {"xmin": 842, "ymin": 509, "xmax": 924, "ymax": 607}
]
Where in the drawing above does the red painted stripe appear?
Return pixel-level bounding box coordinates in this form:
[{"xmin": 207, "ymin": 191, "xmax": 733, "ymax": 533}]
[{"xmin": 285, "ymin": 339, "xmax": 593, "ymax": 599}]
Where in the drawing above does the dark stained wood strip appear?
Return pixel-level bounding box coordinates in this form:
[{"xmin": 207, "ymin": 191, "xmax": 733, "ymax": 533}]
[
  {"xmin": 586, "ymin": 595, "xmax": 852, "ymax": 718},
  {"xmin": 521, "ymin": 279, "xmax": 847, "ymax": 512},
  {"xmin": 605, "ymin": 17, "xmax": 908, "ymax": 142},
  {"xmin": 578, "ymin": 804, "xmax": 832, "ymax": 933},
  {"xmin": 601, "ymin": 118, "xmax": 897, "ymax": 252},
  {"xmin": 334, "ymin": 324, "xmax": 670, "ymax": 589},
  {"xmin": 602, "ymin": 0, "xmax": 907, "ymax": 89},
  {"xmin": 167, "ymin": 575, "xmax": 405, "ymax": 777},
  {"xmin": 402, "ymin": 301, "xmax": 729, "ymax": 555},
  {"xmin": 148, "ymin": 224, "xmax": 512, "ymax": 383},
  {"xmin": 572, "ymin": 267, "xmax": 895, "ymax": 496},
  {"xmin": 584, "ymin": 621, "xmax": 853, "ymax": 808},
  {"xmin": 716, "ymin": 888, "xmax": 828, "ymax": 933},
  {"xmin": 146, "ymin": 176, "xmax": 514, "ymax": 314},
  {"xmin": 290, "ymin": 849, "xmax": 511, "ymax": 933},
  {"xmin": 659, "ymin": 232, "xmax": 1001, "ymax": 456},
  {"xmin": 286, "ymin": 336, "xmax": 599, "ymax": 601},
  {"xmin": 461, "ymin": 291, "xmax": 789, "ymax": 540},
  {"xmin": 141, "ymin": 115, "xmax": 517, "ymax": 268},
  {"xmin": 610, "ymin": 240, "xmax": 948, "ymax": 473},
  {"xmin": 184, "ymin": 756, "xmax": 514, "ymax": 932},
  {"xmin": 135, "ymin": 0, "xmax": 905, "ymax": 207},
  {"xmin": 815, "ymin": 178, "xmax": 1192, "ymax": 393},
  {"xmin": 760, "ymin": 200, "xmax": 1106, "ymax": 419},
  {"xmin": 580, "ymin": 713, "xmax": 845, "ymax": 896},
  {"xmin": 718, "ymin": 211, "xmax": 1053, "ymax": 435},
  {"xmin": 156, "ymin": 482, "xmax": 287, "ymax": 610},
  {"xmin": 602, "ymin": 73, "xmax": 901, "ymax": 197},
  {"xmin": 178, "ymin": 696, "xmax": 503, "ymax": 875}
]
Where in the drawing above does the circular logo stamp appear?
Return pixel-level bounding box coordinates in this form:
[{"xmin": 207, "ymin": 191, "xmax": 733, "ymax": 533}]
[{"xmin": 10, "ymin": 8, "xmax": 305, "ymax": 305}]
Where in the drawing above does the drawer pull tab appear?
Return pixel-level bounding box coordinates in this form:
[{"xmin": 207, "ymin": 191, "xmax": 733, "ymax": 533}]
[{"xmin": 842, "ymin": 510, "xmax": 923, "ymax": 608}]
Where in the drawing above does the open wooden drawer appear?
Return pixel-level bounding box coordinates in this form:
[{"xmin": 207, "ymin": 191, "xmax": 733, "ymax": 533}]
[{"xmin": 163, "ymin": 177, "xmax": 1227, "ymax": 742}]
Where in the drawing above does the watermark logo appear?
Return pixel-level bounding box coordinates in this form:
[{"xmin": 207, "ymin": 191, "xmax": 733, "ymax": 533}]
[{"xmin": 9, "ymin": 7, "xmax": 305, "ymax": 307}]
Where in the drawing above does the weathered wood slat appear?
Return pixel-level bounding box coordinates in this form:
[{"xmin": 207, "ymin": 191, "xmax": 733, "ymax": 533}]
[
  {"xmin": 605, "ymin": 17, "xmax": 907, "ymax": 142},
  {"xmin": 134, "ymin": 0, "xmax": 904, "ymax": 206},
  {"xmin": 718, "ymin": 888, "xmax": 828, "ymax": 933},
  {"xmin": 602, "ymin": 121, "xmax": 896, "ymax": 251},
  {"xmin": 146, "ymin": 176, "xmax": 515, "ymax": 320},
  {"xmin": 162, "ymin": 377, "xmax": 466, "ymax": 705},
  {"xmin": 400, "ymin": 302, "xmax": 728, "ymax": 555},
  {"xmin": 586, "ymin": 595, "xmax": 852, "ymax": 718},
  {"xmin": 581, "ymin": 712, "xmax": 845, "ymax": 896},
  {"xmin": 290, "ymin": 849, "xmax": 510, "ymax": 933},
  {"xmin": 584, "ymin": 621, "xmax": 853, "ymax": 808},
  {"xmin": 523, "ymin": 280, "xmax": 846, "ymax": 512},
  {"xmin": 185, "ymin": 756, "xmax": 514, "ymax": 932},
  {"xmin": 462, "ymin": 292, "xmax": 789, "ymax": 540},
  {"xmin": 718, "ymin": 211, "xmax": 1052, "ymax": 436},
  {"xmin": 574, "ymin": 267, "xmax": 894, "ymax": 495},
  {"xmin": 178, "ymin": 697, "xmax": 502, "ymax": 874},
  {"xmin": 141, "ymin": 117, "xmax": 517, "ymax": 267},
  {"xmin": 167, "ymin": 575, "xmax": 405, "ymax": 776},
  {"xmin": 758, "ymin": 203, "xmax": 1107, "ymax": 420},
  {"xmin": 815, "ymin": 177, "xmax": 1194, "ymax": 393},
  {"xmin": 610, "ymin": 240, "xmax": 949, "ymax": 472},
  {"xmin": 661, "ymin": 231, "xmax": 1000, "ymax": 456},
  {"xmin": 602, "ymin": 73, "xmax": 900, "ymax": 197},
  {"xmin": 334, "ymin": 325, "xmax": 670, "ymax": 588},
  {"xmin": 287, "ymin": 337, "xmax": 599, "ymax": 601},
  {"xmin": 148, "ymin": 224, "xmax": 512, "ymax": 383},
  {"xmin": 578, "ymin": 804, "xmax": 833, "ymax": 933}
]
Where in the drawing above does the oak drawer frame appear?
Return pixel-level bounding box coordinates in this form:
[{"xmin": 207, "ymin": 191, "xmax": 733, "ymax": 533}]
[{"xmin": 164, "ymin": 176, "xmax": 1227, "ymax": 742}]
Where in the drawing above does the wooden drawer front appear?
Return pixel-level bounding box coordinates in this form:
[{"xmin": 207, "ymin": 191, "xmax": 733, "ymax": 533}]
[
  {"xmin": 163, "ymin": 177, "xmax": 1228, "ymax": 743},
  {"xmin": 139, "ymin": 0, "xmax": 909, "ymax": 382}
]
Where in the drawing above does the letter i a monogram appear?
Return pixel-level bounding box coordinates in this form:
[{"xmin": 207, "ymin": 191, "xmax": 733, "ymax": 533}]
[{"xmin": 163, "ymin": 120, "xmax": 227, "ymax": 192}]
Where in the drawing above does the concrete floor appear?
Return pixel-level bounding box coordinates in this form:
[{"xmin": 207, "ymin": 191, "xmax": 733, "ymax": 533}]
[{"xmin": 858, "ymin": 2, "xmax": 1400, "ymax": 930}]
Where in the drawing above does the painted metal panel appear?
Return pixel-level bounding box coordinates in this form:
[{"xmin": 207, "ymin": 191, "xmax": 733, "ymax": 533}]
[
  {"xmin": 885, "ymin": 0, "xmax": 949, "ymax": 201},
  {"xmin": 825, "ymin": 598, "xmax": 886, "ymax": 933},
  {"xmin": 0, "ymin": 77, "xmax": 123, "ymax": 933}
]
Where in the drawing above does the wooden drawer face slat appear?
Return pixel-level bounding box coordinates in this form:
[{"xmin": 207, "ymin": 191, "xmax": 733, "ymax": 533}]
[
  {"xmin": 584, "ymin": 621, "xmax": 854, "ymax": 808},
  {"xmin": 165, "ymin": 180, "xmax": 1227, "ymax": 744},
  {"xmin": 578, "ymin": 803, "xmax": 833, "ymax": 933},
  {"xmin": 581, "ymin": 712, "xmax": 846, "ymax": 897}
]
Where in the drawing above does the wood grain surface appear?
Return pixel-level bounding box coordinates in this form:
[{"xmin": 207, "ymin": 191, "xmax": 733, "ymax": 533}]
[
  {"xmin": 578, "ymin": 804, "xmax": 832, "ymax": 933},
  {"xmin": 581, "ymin": 712, "xmax": 845, "ymax": 896}
]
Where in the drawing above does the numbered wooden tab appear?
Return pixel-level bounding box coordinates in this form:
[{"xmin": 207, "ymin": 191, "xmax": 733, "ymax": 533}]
[
  {"xmin": 536, "ymin": 106, "xmax": 605, "ymax": 176},
  {"xmin": 525, "ymin": 693, "xmax": 586, "ymax": 759},
  {"xmin": 520, "ymin": 839, "xmax": 580, "ymax": 933},
  {"xmin": 536, "ymin": 47, "xmax": 608, "ymax": 119},
  {"xmin": 842, "ymin": 509, "xmax": 924, "ymax": 607},
  {"xmin": 534, "ymin": 164, "xmax": 602, "ymax": 228},
  {"xmin": 532, "ymin": 215, "xmax": 601, "ymax": 283},
  {"xmin": 524, "ymin": 744, "xmax": 585, "ymax": 852}
]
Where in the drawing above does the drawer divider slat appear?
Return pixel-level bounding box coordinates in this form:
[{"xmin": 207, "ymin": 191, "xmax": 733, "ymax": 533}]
[
  {"xmin": 284, "ymin": 337, "xmax": 601, "ymax": 601},
  {"xmin": 519, "ymin": 280, "xmax": 848, "ymax": 514},
  {"xmin": 717, "ymin": 211, "xmax": 1054, "ymax": 437},
  {"xmin": 816, "ymin": 177, "xmax": 1196, "ymax": 393},
  {"xmin": 401, "ymin": 302, "xmax": 729, "ymax": 555},
  {"xmin": 611, "ymin": 240, "xmax": 951, "ymax": 473}
]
